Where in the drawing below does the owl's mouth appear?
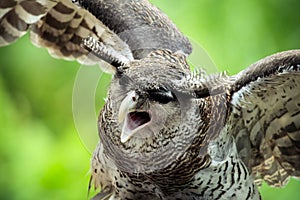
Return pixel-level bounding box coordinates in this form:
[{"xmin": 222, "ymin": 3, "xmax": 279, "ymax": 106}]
[
  {"xmin": 119, "ymin": 110, "xmax": 151, "ymax": 143},
  {"xmin": 127, "ymin": 111, "xmax": 151, "ymax": 131},
  {"xmin": 118, "ymin": 91, "xmax": 152, "ymax": 143}
]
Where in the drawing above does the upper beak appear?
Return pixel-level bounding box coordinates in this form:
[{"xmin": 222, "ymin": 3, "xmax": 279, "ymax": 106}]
[
  {"xmin": 118, "ymin": 91, "xmax": 138, "ymax": 143},
  {"xmin": 118, "ymin": 91, "xmax": 138, "ymax": 123}
]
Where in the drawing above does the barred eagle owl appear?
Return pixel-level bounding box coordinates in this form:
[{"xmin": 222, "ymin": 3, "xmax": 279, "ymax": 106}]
[{"xmin": 0, "ymin": 0, "xmax": 299, "ymax": 199}]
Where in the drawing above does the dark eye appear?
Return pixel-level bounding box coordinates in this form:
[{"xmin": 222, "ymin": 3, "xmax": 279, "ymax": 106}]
[{"xmin": 148, "ymin": 87, "xmax": 175, "ymax": 104}]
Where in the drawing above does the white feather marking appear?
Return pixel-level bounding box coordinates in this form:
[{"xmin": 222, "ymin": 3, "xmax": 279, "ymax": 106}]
[{"xmin": 15, "ymin": 4, "xmax": 44, "ymax": 24}]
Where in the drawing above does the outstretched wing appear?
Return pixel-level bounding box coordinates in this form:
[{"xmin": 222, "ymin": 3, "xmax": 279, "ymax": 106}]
[
  {"xmin": 228, "ymin": 50, "xmax": 300, "ymax": 187},
  {"xmin": 0, "ymin": 0, "xmax": 191, "ymax": 70},
  {"xmin": 0, "ymin": 0, "xmax": 133, "ymax": 68},
  {"xmin": 77, "ymin": 0, "xmax": 192, "ymax": 59}
]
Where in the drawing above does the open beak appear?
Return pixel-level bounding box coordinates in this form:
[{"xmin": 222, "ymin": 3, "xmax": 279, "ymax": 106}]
[{"xmin": 118, "ymin": 91, "xmax": 151, "ymax": 143}]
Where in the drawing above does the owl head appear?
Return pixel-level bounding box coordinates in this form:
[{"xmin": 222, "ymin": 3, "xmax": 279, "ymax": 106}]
[
  {"xmin": 112, "ymin": 50, "xmax": 192, "ymax": 142},
  {"xmin": 92, "ymin": 47, "xmax": 219, "ymax": 174}
]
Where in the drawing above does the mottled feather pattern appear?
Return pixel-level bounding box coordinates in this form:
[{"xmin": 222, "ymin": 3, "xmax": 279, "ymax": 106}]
[
  {"xmin": 77, "ymin": 0, "xmax": 192, "ymax": 59},
  {"xmin": 0, "ymin": 0, "xmax": 300, "ymax": 199},
  {"xmin": 230, "ymin": 53, "xmax": 300, "ymax": 187}
]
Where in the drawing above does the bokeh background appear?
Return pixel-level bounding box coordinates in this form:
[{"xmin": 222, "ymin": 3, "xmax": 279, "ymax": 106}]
[{"xmin": 0, "ymin": 0, "xmax": 299, "ymax": 199}]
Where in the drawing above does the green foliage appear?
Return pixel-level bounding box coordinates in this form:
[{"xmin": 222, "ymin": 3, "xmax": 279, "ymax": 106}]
[{"xmin": 0, "ymin": 0, "xmax": 299, "ymax": 199}]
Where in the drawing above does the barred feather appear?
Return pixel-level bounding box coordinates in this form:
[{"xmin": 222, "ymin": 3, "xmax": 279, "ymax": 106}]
[
  {"xmin": 0, "ymin": 0, "xmax": 133, "ymax": 70},
  {"xmin": 230, "ymin": 50, "xmax": 300, "ymax": 187}
]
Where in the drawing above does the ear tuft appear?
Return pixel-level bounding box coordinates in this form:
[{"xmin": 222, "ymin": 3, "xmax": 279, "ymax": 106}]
[{"xmin": 82, "ymin": 36, "xmax": 130, "ymax": 69}]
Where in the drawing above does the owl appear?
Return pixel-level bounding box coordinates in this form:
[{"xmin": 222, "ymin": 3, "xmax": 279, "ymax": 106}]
[{"xmin": 0, "ymin": 0, "xmax": 299, "ymax": 200}]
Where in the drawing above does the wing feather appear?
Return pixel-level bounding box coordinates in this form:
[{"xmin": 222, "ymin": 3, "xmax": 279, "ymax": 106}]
[
  {"xmin": 77, "ymin": 0, "xmax": 192, "ymax": 59},
  {"xmin": 30, "ymin": 0, "xmax": 134, "ymax": 68},
  {"xmin": 0, "ymin": 0, "xmax": 134, "ymax": 71},
  {"xmin": 0, "ymin": 0, "xmax": 191, "ymax": 71},
  {"xmin": 229, "ymin": 50, "xmax": 300, "ymax": 187}
]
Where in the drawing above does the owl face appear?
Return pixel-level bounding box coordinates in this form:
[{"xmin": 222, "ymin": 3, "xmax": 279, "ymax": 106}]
[
  {"xmin": 99, "ymin": 57, "xmax": 209, "ymax": 173},
  {"xmin": 117, "ymin": 86, "xmax": 176, "ymax": 143},
  {"xmin": 95, "ymin": 48, "xmax": 217, "ymax": 174},
  {"xmin": 109, "ymin": 60, "xmax": 189, "ymax": 146}
]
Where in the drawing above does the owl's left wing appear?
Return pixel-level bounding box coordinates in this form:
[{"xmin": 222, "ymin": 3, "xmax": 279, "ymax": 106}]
[
  {"xmin": 228, "ymin": 50, "xmax": 300, "ymax": 187},
  {"xmin": 0, "ymin": 0, "xmax": 135, "ymax": 68},
  {"xmin": 0, "ymin": 0, "xmax": 191, "ymax": 71}
]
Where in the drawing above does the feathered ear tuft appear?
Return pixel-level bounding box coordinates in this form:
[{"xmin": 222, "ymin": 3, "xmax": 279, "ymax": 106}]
[
  {"xmin": 82, "ymin": 36, "xmax": 130, "ymax": 70},
  {"xmin": 182, "ymin": 71, "xmax": 232, "ymax": 98}
]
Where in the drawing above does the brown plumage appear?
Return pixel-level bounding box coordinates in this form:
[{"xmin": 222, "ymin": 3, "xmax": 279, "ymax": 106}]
[{"xmin": 1, "ymin": 0, "xmax": 299, "ymax": 199}]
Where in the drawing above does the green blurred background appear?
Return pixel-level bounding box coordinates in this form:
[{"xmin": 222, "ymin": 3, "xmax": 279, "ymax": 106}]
[{"xmin": 0, "ymin": 0, "xmax": 299, "ymax": 199}]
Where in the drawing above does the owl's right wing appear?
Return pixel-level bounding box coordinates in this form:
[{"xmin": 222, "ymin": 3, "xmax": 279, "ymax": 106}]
[
  {"xmin": 227, "ymin": 50, "xmax": 300, "ymax": 187},
  {"xmin": 0, "ymin": 0, "xmax": 191, "ymax": 71}
]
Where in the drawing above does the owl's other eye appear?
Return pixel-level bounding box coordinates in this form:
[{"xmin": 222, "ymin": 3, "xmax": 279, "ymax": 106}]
[{"xmin": 148, "ymin": 87, "xmax": 175, "ymax": 104}]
